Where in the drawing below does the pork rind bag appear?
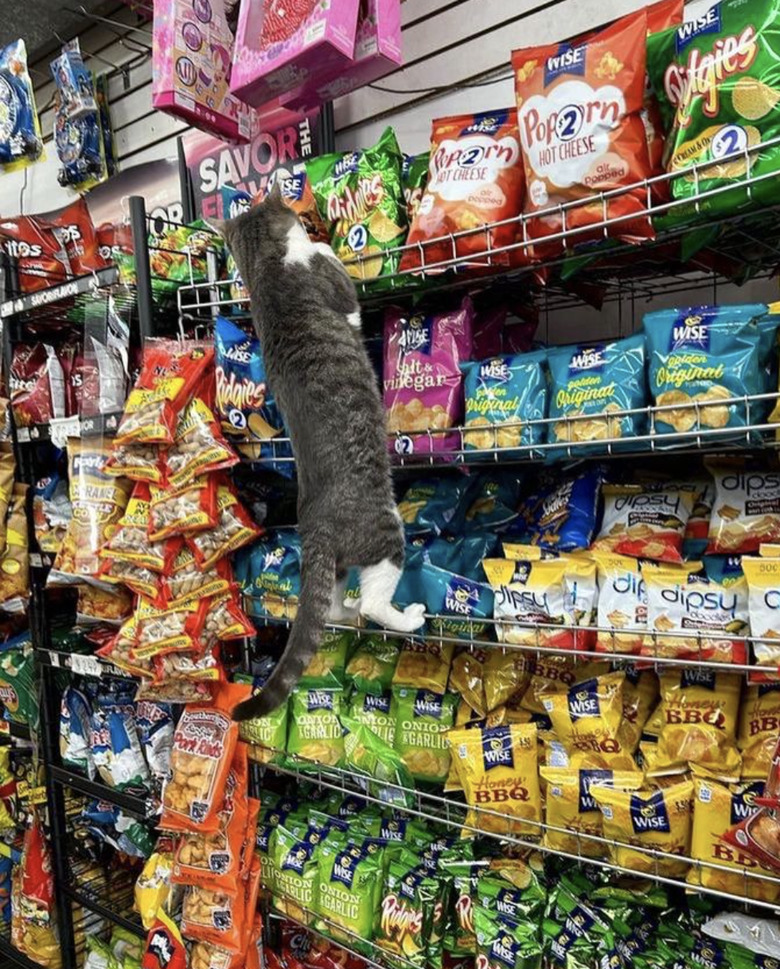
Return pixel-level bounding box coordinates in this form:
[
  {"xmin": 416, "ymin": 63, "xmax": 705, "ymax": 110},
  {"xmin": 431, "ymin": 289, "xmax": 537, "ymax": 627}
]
[
  {"xmin": 590, "ymin": 779, "xmax": 694, "ymax": 877},
  {"xmin": 738, "ymin": 683, "xmax": 780, "ymax": 779},
  {"xmin": 644, "ymin": 305, "xmax": 767, "ymax": 438},
  {"xmin": 592, "ymin": 483, "xmax": 696, "ymax": 563},
  {"xmin": 642, "ymin": 557, "xmax": 749, "ymax": 664},
  {"xmin": 400, "ymin": 109, "xmax": 526, "ymax": 273},
  {"xmin": 688, "ymin": 775, "xmax": 780, "ymax": 903},
  {"xmin": 707, "ymin": 460, "xmax": 780, "ymax": 553},
  {"xmin": 449, "ymin": 722, "xmax": 541, "ymax": 836},
  {"xmin": 393, "ymin": 688, "xmax": 457, "ymax": 784},
  {"xmin": 512, "ymin": 10, "xmax": 653, "ymax": 252},
  {"xmin": 383, "ymin": 299, "xmax": 474, "ymax": 456}
]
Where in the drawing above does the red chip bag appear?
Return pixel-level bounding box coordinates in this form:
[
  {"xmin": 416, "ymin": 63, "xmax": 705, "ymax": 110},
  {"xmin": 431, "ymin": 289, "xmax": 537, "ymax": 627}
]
[
  {"xmin": 20, "ymin": 813, "xmax": 54, "ymax": 911},
  {"xmin": 0, "ymin": 216, "xmax": 70, "ymax": 292},
  {"xmin": 643, "ymin": 0, "xmax": 684, "ymax": 191},
  {"xmin": 149, "ymin": 476, "xmax": 219, "ymax": 543},
  {"xmin": 143, "ymin": 909, "xmax": 188, "ymax": 969},
  {"xmin": 245, "ymin": 915, "xmax": 263, "ymax": 969},
  {"xmin": 40, "ymin": 199, "xmax": 107, "ymax": 278},
  {"xmin": 512, "ymin": 9, "xmax": 653, "ymax": 254},
  {"xmin": 400, "ymin": 110, "xmax": 525, "ymax": 274},
  {"xmin": 10, "ymin": 343, "xmax": 66, "ymax": 426},
  {"xmin": 97, "ymin": 221, "xmax": 134, "ymax": 263},
  {"xmin": 57, "ymin": 337, "xmax": 81, "ymax": 417}
]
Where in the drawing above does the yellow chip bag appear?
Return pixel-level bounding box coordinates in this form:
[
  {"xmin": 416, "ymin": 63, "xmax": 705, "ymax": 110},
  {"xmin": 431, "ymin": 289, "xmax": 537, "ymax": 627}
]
[
  {"xmin": 521, "ymin": 657, "xmax": 611, "ymax": 715},
  {"xmin": 688, "ymin": 774, "xmax": 780, "ymax": 903},
  {"xmin": 742, "ymin": 554, "xmax": 780, "ymax": 675},
  {"xmin": 540, "ymin": 767, "xmax": 644, "ymax": 859},
  {"xmin": 134, "ymin": 850, "xmax": 174, "ymax": 929},
  {"xmin": 590, "ymin": 779, "xmax": 694, "ymax": 877},
  {"xmin": 617, "ymin": 667, "xmax": 659, "ymax": 754},
  {"xmin": 444, "ymin": 701, "xmax": 509, "ymax": 793},
  {"xmin": 392, "ymin": 640, "xmax": 455, "ymax": 694},
  {"xmin": 643, "ymin": 670, "xmax": 742, "ymax": 781},
  {"xmin": 483, "ymin": 648, "xmax": 533, "ymax": 713},
  {"xmin": 449, "ymin": 648, "xmax": 487, "ymax": 718},
  {"xmin": 449, "ymin": 722, "xmax": 540, "ymax": 837},
  {"xmin": 738, "ymin": 682, "xmax": 780, "ymax": 779},
  {"xmin": 592, "ymin": 552, "xmax": 647, "ymax": 654}
]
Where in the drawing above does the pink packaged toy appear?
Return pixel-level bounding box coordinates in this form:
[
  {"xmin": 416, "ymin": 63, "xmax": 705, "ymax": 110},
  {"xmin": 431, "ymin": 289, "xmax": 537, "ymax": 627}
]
[
  {"xmin": 283, "ymin": 0, "xmax": 402, "ymax": 109},
  {"xmin": 230, "ymin": 0, "xmax": 361, "ymax": 107},
  {"xmin": 384, "ymin": 298, "xmax": 474, "ymax": 457},
  {"xmin": 153, "ymin": 0, "xmax": 255, "ymax": 143}
]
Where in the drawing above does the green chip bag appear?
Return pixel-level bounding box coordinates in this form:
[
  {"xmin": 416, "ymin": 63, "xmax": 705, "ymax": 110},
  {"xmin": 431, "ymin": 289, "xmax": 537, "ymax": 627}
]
[
  {"xmin": 402, "ymin": 152, "xmax": 430, "ymax": 223},
  {"xmin": 476, "ymin": 871, "xmax": 546, "ymax": 925},
  {"xmin": 308, "ymin": 126, "xmax": 407, "ymax": 285},
  {"xmin": 300, "ymin": 631, "xmax": 351, "ymax": 689},
  {"xmin": 286, "ymin": 689, "xmax": 345, "ymax": 772},
  {"xmin": 349, "ymin": 691, "xmax": 396, "ymax": 746},
  {"xmin": 474, "ymin": 906, "xmax": 544, "ymax": 969},
  {"xmin": 392, "ymin": 689, "xmax": 458, "ymax": 784},
  {"xmin": 346, "ymin": 635, "xmax": 399, "ymax": 694},
  {"xmin": 647, "ymin": 0, "xmax": 780, "ymax": 228},
  {"xmin": 235, "ymin": 675, "xmax": 288, "ymax": 764},
  {"xmin": 316, "ymin": 834, "xmax": 386, "ymax": 953},
  {"xmin": 441, "ymin": 859, "xmax": 483, "ymax": 955},
  {"xmin": 270, "ymin": 821, "xmax": 326, "ymax": 925},
  {"xmin": 377, "ymin": 855, "xmax": 439, "ymax": 968},
  {"xmin": 342, "ymin": 713, "xmax": 416, "ymax": 809},
  {"xmin": 0, "ymin": 647, "xmax": 36, "ymax": 726}
]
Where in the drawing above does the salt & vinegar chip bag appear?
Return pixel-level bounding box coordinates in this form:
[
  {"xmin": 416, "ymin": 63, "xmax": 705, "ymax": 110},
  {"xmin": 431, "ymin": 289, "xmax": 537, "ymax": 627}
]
[
  {"xmin": 512, "ymin": 10, "xmax": 653, "ymax": 254},
  {"xmin": 400, "ymin": 109, "xmax": 526, "ymax": 273}
]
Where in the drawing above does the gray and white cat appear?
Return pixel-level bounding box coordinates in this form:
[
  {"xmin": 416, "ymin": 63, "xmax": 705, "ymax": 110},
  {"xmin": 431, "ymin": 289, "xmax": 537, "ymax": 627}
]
[{"xmin": 213, "ymin": 184, "xmax": 425, "ymax": 721}]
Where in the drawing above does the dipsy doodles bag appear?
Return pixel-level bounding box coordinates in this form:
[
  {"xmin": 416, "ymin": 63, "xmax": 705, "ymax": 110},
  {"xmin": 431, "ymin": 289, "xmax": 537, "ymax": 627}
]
[
  {"xmin": 593, "ymin": 552, "xmax": 647, "ymax": 654},
  {"xmin": 512, "ymin": 10, "xmax": 653, "ymax": 252},
  {"xmin": 592, "ymin": 482, "xmax": 696, "ymax": 563},
  {"xmin": 707, "ymin": 460, "xmax": 780, "ymax": 553},
  {"xmin": 401, "ymin": 109, "xmax": 525, "ymax": 274},
  {"xmin": 742, "ymin": 554, "xmax": 780, "ymax": 676}
]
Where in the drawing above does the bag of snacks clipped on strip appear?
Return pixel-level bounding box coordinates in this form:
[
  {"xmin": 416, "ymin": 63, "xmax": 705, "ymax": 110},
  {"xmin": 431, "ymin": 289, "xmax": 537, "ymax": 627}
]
[
  {"xmin": 590, "ymin": 779, "xmax": 694, "ymax": 877},
  {"xmin": 308, "ymin": 126, "xmax": 407, "ymax": 285},
  {"xmin": 186, "ymin": 482, "xmax": 259, "ymax": 573},
  {"xmin": 461, "ymin": 350, "xmax": 547, "ymax": 456},
  {"xmin": 512, "ymin": 9, "xmax": 653, "ymax": 254},
  {"xmin": 384, "ymin": 299, "xmax": 474, "ymax": 456},
  {"xmin": 10, "ymin": 343, "xmax": 66, "ymax": 427},
  {"xmin": 164, "ymin": 396, "xmax": 238, "ymax": 490},
  {"xmin": 161, "ymin": 681, "xmax": 247, "ymax": 834},
  {"xmin": 642, "ymin": 669, "xmax": 742, "ymax": 781},
  {"xmin": 546, "ymin": 335, "xmax": 647, "ymax": 456},
  {"xmin": 707, "ymin": 459, "xmax": 780, "ymax": 553},
  {"xmin": 393, "ymin": 688, "xmax": 457, "ymax": 784},
  {"xmin": 592, "ymin": 481, "xmax": 697, "ymax": 563},
  {"xmin": 449, "ymin": 722, "xmax": 541, "ymax": 836},
  {"xmin": 739, "ymin": 683, "xmax": 780, "ymax": 779},
  {"xmin": 0, "ymin": 40, "xmax": 44, "ymax": 172},
  {"xmin": 742, "ymin": 547, "xmax": 780, "ymax": 678},
  {"xmin": 642, "ymin": 556, "xmax": 749, "ymax": 664},
  {"xmin": 400, "ymin": 109, "xmax": 526, "ymax": 274}
]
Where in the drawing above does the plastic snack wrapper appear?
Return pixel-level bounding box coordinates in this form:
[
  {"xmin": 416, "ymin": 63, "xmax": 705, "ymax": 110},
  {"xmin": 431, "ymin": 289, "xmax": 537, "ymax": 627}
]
[
  {"xmin": 402, "ymin": 151, "xmax": 429, "ymax": 224},
  {"xmin": 0, "ymin": 484, "xmax": 30, "ymax": 612},
  {"xmin": 392, "ymin": 687, "xmax": 457, "ymax": 784},
  {"xmin": 315, "ymin": 832, "xmax": 385, "ymax": 952},
  {"xmin": 0, "ymin": 641, "xmax": 37, "ymax": 726},
  {"xmin": 706, "ymin": 459, "xmax": 780, "ymax": 552},
  {"xmin": 420, "ymin": 563, "xmax": 494, "ymax": 640},
  {"xmin": 592, "ymin": 482, "xmax": 697, "ymax": 563},
  {"xmin": 77, "ymin": 583, "xmax": 133, "ymax": 625},
  {"xmin": 105, "ymin": 443, "xmax": 164, "ymax": 485},
  {"xmin": 129, "ymin": 596, "xmax": 210, "ymax": 663},
  {"xmin": 514, "ymin": 466, "xmax": 602, "ymax": 552},
  {"xmin": 10, "ymin": 343, "xmax": 66, "ymax": 426},
  {"xmin": 593, "ymin": 552, "xmax": 647, "ymax": 654},
  {"xmin": 285, "ymin": 689, "xmax": 345, "ymax": 770},
  {"xmin": 347, "ymin": 690, "xmax": 396, "ymax": 748},
  {"xmin": 52, "ymin": 75, "xmax": 108, "ymax": 192},
  {"xmin": 376, "ymin": 852, "xmax": 440, "ymax": 967},
  {"xmin": 166, "ymin": 545, "xmax": 232, "ymax": 607},
  {"xmin": 0, "ymin": 40, "xmax": 44, "ymax": 171},
  {"xmin": 738, "ymin": 683, "xmax": 780, "ymax": 779},
  {"xmin": 396, "ymin": 476, "xmax": 473, "ymax": 536},
  {"xmin": 392, "ymin": 639, "xmax": 454, "ymax": 695},
  {"xmin": 259, "ymin": 171, "xmax": 330, "ymax": 245},
  {"xmin": 164, "ymin": 396, "xmax": 239, "ymax": 489},
  {"xmin": 722, "ymin": 733, "xmax": 780, "ymax": 875},
  {"xmin": 141, "ymin": 908, "xmax": 187, "ymax": 969},
  {"xmin": 135, "ymin": 701, "xmax": 174, "ymax": 793},
  {"xmin": 186, "ymin": 483, "xmax": 260, "ymax": 572},
  {"xmin": 149, "ymin": 476, "xmax": 218, "ymax": 543},
  {"xmin": 0, "ymin": 217, "xmax": 69, "ymax": 293},
  {"xmin": 60, "ymin": 686, "xmax": 94, "ymax": 778},
  {"xmin": 235, "ymin": 674, "xmax": 288, "ymax": 765},
  {"xmin": 102, "ymin": 482, "xmax": 170, "ymax": 572},
  {"xmin": 742, "ymin": 551, "xmax": 780, "ymax": 677},
  {"xmin": 33, "ymin": 472, "xmax": 71, "ymax": 556},
  {"xmin": 618, "ymin": 666, "xmax": 659, "ymax": 754},
  {"xmin": 49, "ymin": 39, "xmax": 96, "ymax": 120},
  {"xmin": 342, "ymin": 713, "xmax": 416, "ymax": 808},
  {"xmin": 483, "ymin": 649, "xmax": 533, "ymax": 713},
  {"xmin": 345, "ymin": 634, "xmax": 398, "ymax": 695}
]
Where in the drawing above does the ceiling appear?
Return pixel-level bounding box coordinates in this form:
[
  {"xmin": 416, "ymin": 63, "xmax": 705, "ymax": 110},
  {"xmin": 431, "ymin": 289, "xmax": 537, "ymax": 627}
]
[{"xmin": 0, "ymin": 0, "xmax": 114, "ymax": 65}]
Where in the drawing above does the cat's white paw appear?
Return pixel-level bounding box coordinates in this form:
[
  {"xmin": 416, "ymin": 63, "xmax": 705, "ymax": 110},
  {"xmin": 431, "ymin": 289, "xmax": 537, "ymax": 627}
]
[
  {"xmin": 401, "ymin": 602, "xmax": 426, "ymax": 630},
  {"xmin": 373, "ymin": 601, "xmax": 425, "ymax": 633}
]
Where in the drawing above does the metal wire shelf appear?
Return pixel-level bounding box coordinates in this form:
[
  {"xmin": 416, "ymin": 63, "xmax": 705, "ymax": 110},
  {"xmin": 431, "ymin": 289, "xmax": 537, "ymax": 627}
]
[
  {"xmin": 65, "ymin": 861, "xmax": 145, "ymax": 939},
  {"xmin": 49, "ymin": 765, "xmax": 156, "ymax": 819},
  {"xmin": 257, "ymin": 744, "xmax": 780, "ymax": 915}
]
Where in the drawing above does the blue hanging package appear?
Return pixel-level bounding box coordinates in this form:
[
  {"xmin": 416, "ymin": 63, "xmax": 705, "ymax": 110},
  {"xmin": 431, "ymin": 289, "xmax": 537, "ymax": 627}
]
[
  {"xmin": 50, "ymin": 39, "xmax": 97, "ymax": 120},
  {"xmin": 0, "ymin": 40, "xmax": 44, "ymax": 171}
]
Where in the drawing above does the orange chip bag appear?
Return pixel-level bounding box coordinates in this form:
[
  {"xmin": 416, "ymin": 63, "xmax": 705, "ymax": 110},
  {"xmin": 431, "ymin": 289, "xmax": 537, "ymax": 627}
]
[
  {"xmin": 149, "ymin": 476, "xmax": 219, "ymax": 542},
  {"xmin": 400, "ymin": 109, "xmax": 526, "ymax": 274},
  {"xmin": 181, "ymin": 884, "xmax": 245, "ymax": 953},
  {"xmin": 172, "ymin": 741, "xmax": 249, "ymax": 893},
  {"xmin": 161, "ymin": 681, "xmax": 248, "ymax": 834},
  {"xmin": 186, "ymin": 483, "xmax": 260, "ymax": 571},
  {"xmin": 512, "ymin": 9, "xmax": 653, "ymax": 255}
]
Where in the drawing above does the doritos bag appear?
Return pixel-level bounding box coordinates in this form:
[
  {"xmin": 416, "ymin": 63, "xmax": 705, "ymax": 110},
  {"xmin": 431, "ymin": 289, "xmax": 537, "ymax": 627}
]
[
  {"xmin": 512, "ymin": 10, "xmax": 653, "ymax": 253},
  {"xmin": 40, "ymin": 199, "xmax": 107, "ymax": 277},
  {"xmin": 0, "ymin": 216, "xmax": 70, "ymax": 293}
]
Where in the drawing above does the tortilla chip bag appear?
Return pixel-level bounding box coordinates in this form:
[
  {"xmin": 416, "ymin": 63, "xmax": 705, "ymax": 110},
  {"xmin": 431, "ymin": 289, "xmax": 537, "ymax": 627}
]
[
  {"xmin": 512, "ymin": 9, "xmax": 653, "ymax": 255},
  {"xmin": 400, "ymin": 109, "xmax": 526, "ymax": 274},
  {"xmin": 449, "ymin": 722, "xmax": 541, "ymax": 837},
  {"xmin": 591, "ymin": 779, "xmax": 694, "ymax": 876},
  {"xmin": 738, "ymin": 683, "xmax": 780, "ymax": 779}
]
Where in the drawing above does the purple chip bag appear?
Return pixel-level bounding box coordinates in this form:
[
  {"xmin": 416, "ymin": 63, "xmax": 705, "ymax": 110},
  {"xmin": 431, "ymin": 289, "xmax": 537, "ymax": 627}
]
[{"xmin": 383, "ymin": 297, "xmax": 474, "ymax": 457}]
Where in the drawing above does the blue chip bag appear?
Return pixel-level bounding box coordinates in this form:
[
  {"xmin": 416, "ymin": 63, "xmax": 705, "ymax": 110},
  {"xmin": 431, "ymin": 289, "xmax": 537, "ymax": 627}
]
[
  {"xmin": 214, "ymin": 315, "xmax": 293, "ymax": 476},
  {"xmin": 394, "ymin": 533, "xmax": 498, "ymax": 610},
  {"xmin": 397, "ymin": 477, "xmax": 472, "ymax": 535},
  {"xmin": 513, "ymin": 466, "xmax": 603, "ymax": 553},
  {"xmin": 60, "ymin": 686, "xmax": 95, "ymax": 778},
  {"xmin": 50, "ymin": 39, "xmax": 96, "ymax": 120},
  {"xmin": 420, "ymin": 563, "xmax": 494, "ymax": 640},
  {"xmin": 0, "ymin": 40, "xmax": 43, "ymax": 171},
  {"xmin": 220, "ymin": 188, "xmax": 252, "ymax": 305},
  {"xmin": 460, "ymin": 472, "xmax": 523, "ymax": 532},
  {"xmin": 644, "ymin": 304, "xmax": 768, "ymax": 440},
  {"xmin": 546, "ymin": 334, "xmax": 647, "ymax": 457},
  {"xmin": 90, "ymin": 698, "xmax": 150, "ymax": 792},
  {"xmin": 52, "ymin": 67, "xmax": 107, "ymax": 193},
  {"xmin": 461, "ymin": 349, "xmax": 547, "ymax": 458},
  {"xmin": 241, "ymin": 528, "xmax": 302, "ymax": 621}
]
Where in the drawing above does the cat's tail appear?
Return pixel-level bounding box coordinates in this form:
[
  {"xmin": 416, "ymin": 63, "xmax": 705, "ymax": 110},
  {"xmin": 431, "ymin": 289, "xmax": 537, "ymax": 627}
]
[{"xmin": 232, "ymin": 534, "xmax": 335, "ymax": 722}]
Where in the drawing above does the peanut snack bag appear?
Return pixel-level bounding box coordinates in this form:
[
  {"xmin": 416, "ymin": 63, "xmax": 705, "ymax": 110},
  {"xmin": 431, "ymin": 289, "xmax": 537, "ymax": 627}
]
[
  {"xmin": 512, "ymin": 10, "xmax": 653, "ymax": 254},
  {"xmin": 400, "ymin": 110, "xmax": 525, "ymax": 273}
]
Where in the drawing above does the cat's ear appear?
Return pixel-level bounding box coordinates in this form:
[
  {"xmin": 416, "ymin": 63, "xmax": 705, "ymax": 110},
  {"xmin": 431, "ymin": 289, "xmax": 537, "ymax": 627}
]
[{"xmin": 204, "ymin": 217, "xmax": 229, "ymax": 238}]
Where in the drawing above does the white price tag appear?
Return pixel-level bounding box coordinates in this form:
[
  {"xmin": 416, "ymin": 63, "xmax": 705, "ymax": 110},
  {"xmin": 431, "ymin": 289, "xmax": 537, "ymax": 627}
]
[
  {"xmin": 49, "ymin": 416, "xmax": 80, "ymax": 449},
  {"xmin": 16, "ymin": 428, "xmax": 30, "ymax": 443},
  {"xmin": 48, "ymin": 652, "xmax": 60, "ymax": 668},
  {"xmin": 29, "ymin": 554, "xmax": 43, "ymax": 568},
  {"xmin": 69, "ymin": 654, "xmax": 102, "ymax": 678}
]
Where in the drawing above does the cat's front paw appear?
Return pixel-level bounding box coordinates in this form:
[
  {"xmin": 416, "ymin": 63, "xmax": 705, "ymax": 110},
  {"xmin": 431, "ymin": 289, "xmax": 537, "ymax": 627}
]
[{"xmin": 398, "ymin": 602, "xmax": 426, "ymax": 631}]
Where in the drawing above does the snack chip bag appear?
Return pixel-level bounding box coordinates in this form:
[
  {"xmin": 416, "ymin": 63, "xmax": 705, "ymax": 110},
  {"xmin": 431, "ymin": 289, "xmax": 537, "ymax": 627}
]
[
  {"xmin": 593, "ymin": 552, "xmax": 646, "ymax": 654},
  {"xmin": 345, "ymin": 635, "xmax": 399, "ymax": 694},
  {"xmin": 393, "ymin": 688, "xmax": 458, "ymax": 784},
  {"xmin": 738, "ymin": 683, "xmax": 780, "ymax": 779},
  {"xmin": 402, "ymin": 152, "xmax": 429, "ymax": 223},
  {"xmin": 512, "ymin": 10, "xmax": 653, "ymax": 253},
  {"xmin": 449, "ymin": 648, "xmax": 488, "ymax": 717},
  {"xmin": 449, "ymin": 722, "xmax": 541, "ymax": 836},
  {"xmin": 643, "ymin": 669, "xmax": 742, "ymax": 780},
  {"xmin": 241, "ymin": 528, "xmax": 301, "ymax": 621},
  {"xmin": 316, "ymin": 834, "xmax": 385, "ymax": 951},
  {"xmin": 0, "ymin": 485, "xmax": 30, "ymax": 611},
  {"xmin": 618, "ymin": 666, "xmax": 659, "ymax": 753},
  {"xmin": 647, "ymin": 0, "xmax": 780, "ymax": 226},
  {"xmin": 591, "ymin": 779, "xmax": 694, "ymax": 876},
  {"xmin": 520, "ymin": 655, "xmax": 610, "ymax": 714},
  {"xmin": 400, "ymin": 109, "xmax": 525, "ymax": 273},
  {"xmin": 642, "ymin": 557, "xmax": 749, "ymax": 664},
  {"xmin": 270, "ymin": 819, "xmax": 327, "ymax": 925},
  {"xmin": 286, "ymin": 689, "xmax": 345, "ymax": 770},
  {"xmin": 742, "ymin": 554, "xmax": 780, "ymax": 676},
  {"xmin": 546, "ymin": 335, "xmax": 647, "ymax": 455},
  {"xmin": 299, "ymin": 631, "xmax": 350, "ymax": 690},
  {"xmin": 261, "ymin": 170, "xmax": 330, "ymax": 245},
  {"xmin": 483, "ymin": 649, "xmax": 533, "ymax": 712},
  {"xmin": 377, "ymin": 854, "xmax": 439, "ymax": 967},
  {"xmin": 462, "ymin": 350, "xmax": 547, "ymax": 456},
  {"xmin": 10, "ymin": 343, "xmax": 66, "ymax": 427},
  {"xmin": 707, "ymin": 460, "xmax": 780, "ymax": 553},
  {"xmin": 688, "ymin": 775, "xmax": 780, "ymax": 902},
  {"xmin": 308, "ymin": 126, "xmax": 407, "ymax": 283},
  {"xmin": 396, "ymin": 476, "xmax": 473, "ymax": 535},
  {"xmin": 474, "ymin": 905, "xmax": 542, "ymax": 969},
  {"xmin": 392, "ymin": 640, "xmax": 455, "ymax": 695},
  {"xmin": 90, "ymin": 696, "xmax": 150, "ymax": 792},
  {"xmin": 644, "ymin": 305, "xmax": 767, "ymax": 438},
  {"xmin": 420, "ymin": 563, "xmax": 494, "ymax": 640},
  {"xmin": 42, "ymin": 199, "xmax": 107, "ymax": 277},
  {"xmin": 348, "ymin": 691, "xmax": 396, "ymax": 747},
  {"xmin": 514, "ymin": 466, "xmax": 602, "ymax": 552},
  {"xmin": 384, "ymin": 299, "xmax": 474, "ymax": 456},
  {"xmin": 0, "ymin": 41, "xmax": 44, "ymax": 172},
  {"xmin": 540, "ymin": 767, "xmax": 644, "ymax": 857},
  {"xmin": 593, "ymin": 483, "xmax": 696, "ymax": 563}
]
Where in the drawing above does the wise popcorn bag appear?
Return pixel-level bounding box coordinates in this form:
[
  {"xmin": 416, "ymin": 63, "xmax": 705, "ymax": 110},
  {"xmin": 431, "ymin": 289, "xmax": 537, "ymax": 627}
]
[
  {"xmin": 512, "ymin": 10, "xmax": 653, "ymax": 255},
  {"xmin": 400, "ymin": 109, "xmax": 526, "ymax": 273}
]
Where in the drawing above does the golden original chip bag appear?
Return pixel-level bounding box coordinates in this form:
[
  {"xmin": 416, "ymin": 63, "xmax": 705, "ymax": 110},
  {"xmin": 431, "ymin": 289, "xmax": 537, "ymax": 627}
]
[
  {"xmin": 707, "ymin": 459, "xmax": 780, "ymax": 553},
  {"xmin": 540, "ymin": 767, "xmax": 644, "ymax": 858},
  {"xmin": 593, "ymin": 552, "xmax": 647, "ymax": 654},
  {"xmin": 591, "ymin": 779, "xmax": 694, "ymax": 877},
  {"xmin": 688, "ymin": 774, "xmax": 780, "ymax": 902},
  {"xmin": 449, "ymin": 722, "xmax": 541, "ymax": 837},
  {"xmin": 742, "ymin": 551, "xmax": 780, "ymax": 677},
  {"xmin": 738, "ymin": 682, "xmax": 780, "ymax": 779},
  {"xmin": 642, "ymin": 669, "xmax": 742, "ymax": 780}
]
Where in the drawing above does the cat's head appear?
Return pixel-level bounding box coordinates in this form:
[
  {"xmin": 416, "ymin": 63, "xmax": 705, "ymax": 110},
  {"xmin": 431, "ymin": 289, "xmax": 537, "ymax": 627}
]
[{"xmin": 208, "ymin": 181, "xmax": 299, "ymax": 283}]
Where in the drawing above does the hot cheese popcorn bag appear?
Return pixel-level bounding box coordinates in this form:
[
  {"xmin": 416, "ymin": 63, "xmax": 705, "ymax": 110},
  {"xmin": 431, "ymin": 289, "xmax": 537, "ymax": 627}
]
[
  {"xmin": 512, "ymin": 10, "xmax": 653, "ymax": 255},
  {"xmin": 707, "ymin": 460, "xmax": 780, "ymax": 552},
  {"xmin": 400, "ymin": 110, "xmax": 526, "ymax": 273}
]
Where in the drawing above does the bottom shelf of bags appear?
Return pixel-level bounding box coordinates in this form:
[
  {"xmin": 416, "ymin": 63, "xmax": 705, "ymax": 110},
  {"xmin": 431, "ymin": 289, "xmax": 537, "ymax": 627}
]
[{"xmin": 0, "ymin": 928, "xmax": 56, "ymax": 969}]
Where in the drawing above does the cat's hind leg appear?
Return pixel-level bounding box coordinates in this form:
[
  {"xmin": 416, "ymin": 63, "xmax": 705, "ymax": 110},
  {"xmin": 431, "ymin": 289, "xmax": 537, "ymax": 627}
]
[
  {"xmin": 359, "ymin": 559, "xmax": 426, "ymax": 632},
  {"xmin": 328, "ymin": 571, "xmax": 360, "ymax": 623}
]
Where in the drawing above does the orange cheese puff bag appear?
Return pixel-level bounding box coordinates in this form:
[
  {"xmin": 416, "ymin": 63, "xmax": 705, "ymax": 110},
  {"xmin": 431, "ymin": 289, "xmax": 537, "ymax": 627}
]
[
  {"xmin": 172, "ymin": 741, "xmax": 248, "ymax": 893},
  {"xmin": 161, "ymin": 681, "xmax": 249, "ymax": 834}
]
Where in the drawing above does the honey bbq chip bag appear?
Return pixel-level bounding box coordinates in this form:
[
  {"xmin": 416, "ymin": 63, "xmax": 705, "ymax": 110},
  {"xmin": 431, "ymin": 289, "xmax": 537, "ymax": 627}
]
[
  {"xmin": 512, "ymin": 9, "xmax": 653, "ymax": 254},
  {"xmin": 308, "ymin": 126, "xmax": 407, "ymax": 284},
  {"xmin": 738, "ymin": 683, "xmax": 780, "ymax": 779},
  {"xmin": 400, "ymin": 109, "xmax": 526, "ymax": 273}
]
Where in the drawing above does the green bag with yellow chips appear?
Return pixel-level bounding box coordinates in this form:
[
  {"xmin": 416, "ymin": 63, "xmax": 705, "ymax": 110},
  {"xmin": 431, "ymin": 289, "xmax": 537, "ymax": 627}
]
[
  {"xmin": 345, "ymin": 635, "xmax": 400, "ymax": 694},
  {"xmin": 286, "ymin": 689, "xmax": 345, "ymax": 771},
  {"xmin": 475, "ymin": 906, "xmax": 543, "ymax": 969},
  {"xmin": 392, "ymin": 688, "xmax": 458, "ymax": 785},
  {"xmin": 377, "ymin": 853, "xmax": 439, "ymax": 968},
  {"xmin": 349, "ymin": 691, "xmax": 396, "ymax": 746},
  {"xmin": 308, "ymin": 126, "xmax": 407, "ymax": 285},
  {"xmin": 235, "ymin": 674, "xmax": 288, "ymax": 764},
  {"xmin": 299, "ymin": 631, "xmax": 351, "ymax": 689},
  {"xmin": 316, "ymin": 834, "xmax": 386, "ymax": 953}
]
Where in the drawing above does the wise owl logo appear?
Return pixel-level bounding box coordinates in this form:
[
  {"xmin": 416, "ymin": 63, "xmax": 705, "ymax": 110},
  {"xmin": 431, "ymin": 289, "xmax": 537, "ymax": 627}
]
[
  {"xmin": 398, "ymin": 314, "xmax": 432, "ymax": 356},
  {"xmin": 630, "ymin": 793, "xmax": 671, "ymax": 834},
  {"xmin": 445, "ymin": 577, "xmax": 480, "ymax": 616},
  {"xmin": 263, "ymin": 546, "xmax": 286, "ymax": 571}
]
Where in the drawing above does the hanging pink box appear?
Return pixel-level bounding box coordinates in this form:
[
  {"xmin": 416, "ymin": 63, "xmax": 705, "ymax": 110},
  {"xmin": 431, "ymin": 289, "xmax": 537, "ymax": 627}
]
[
  {"xmin": 283, "ymin": 0, "xmax": 402, "ymax": 110},
  {"xmin": 230, "ymin": 0, "xmax": 361, "ymax": 107}
]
